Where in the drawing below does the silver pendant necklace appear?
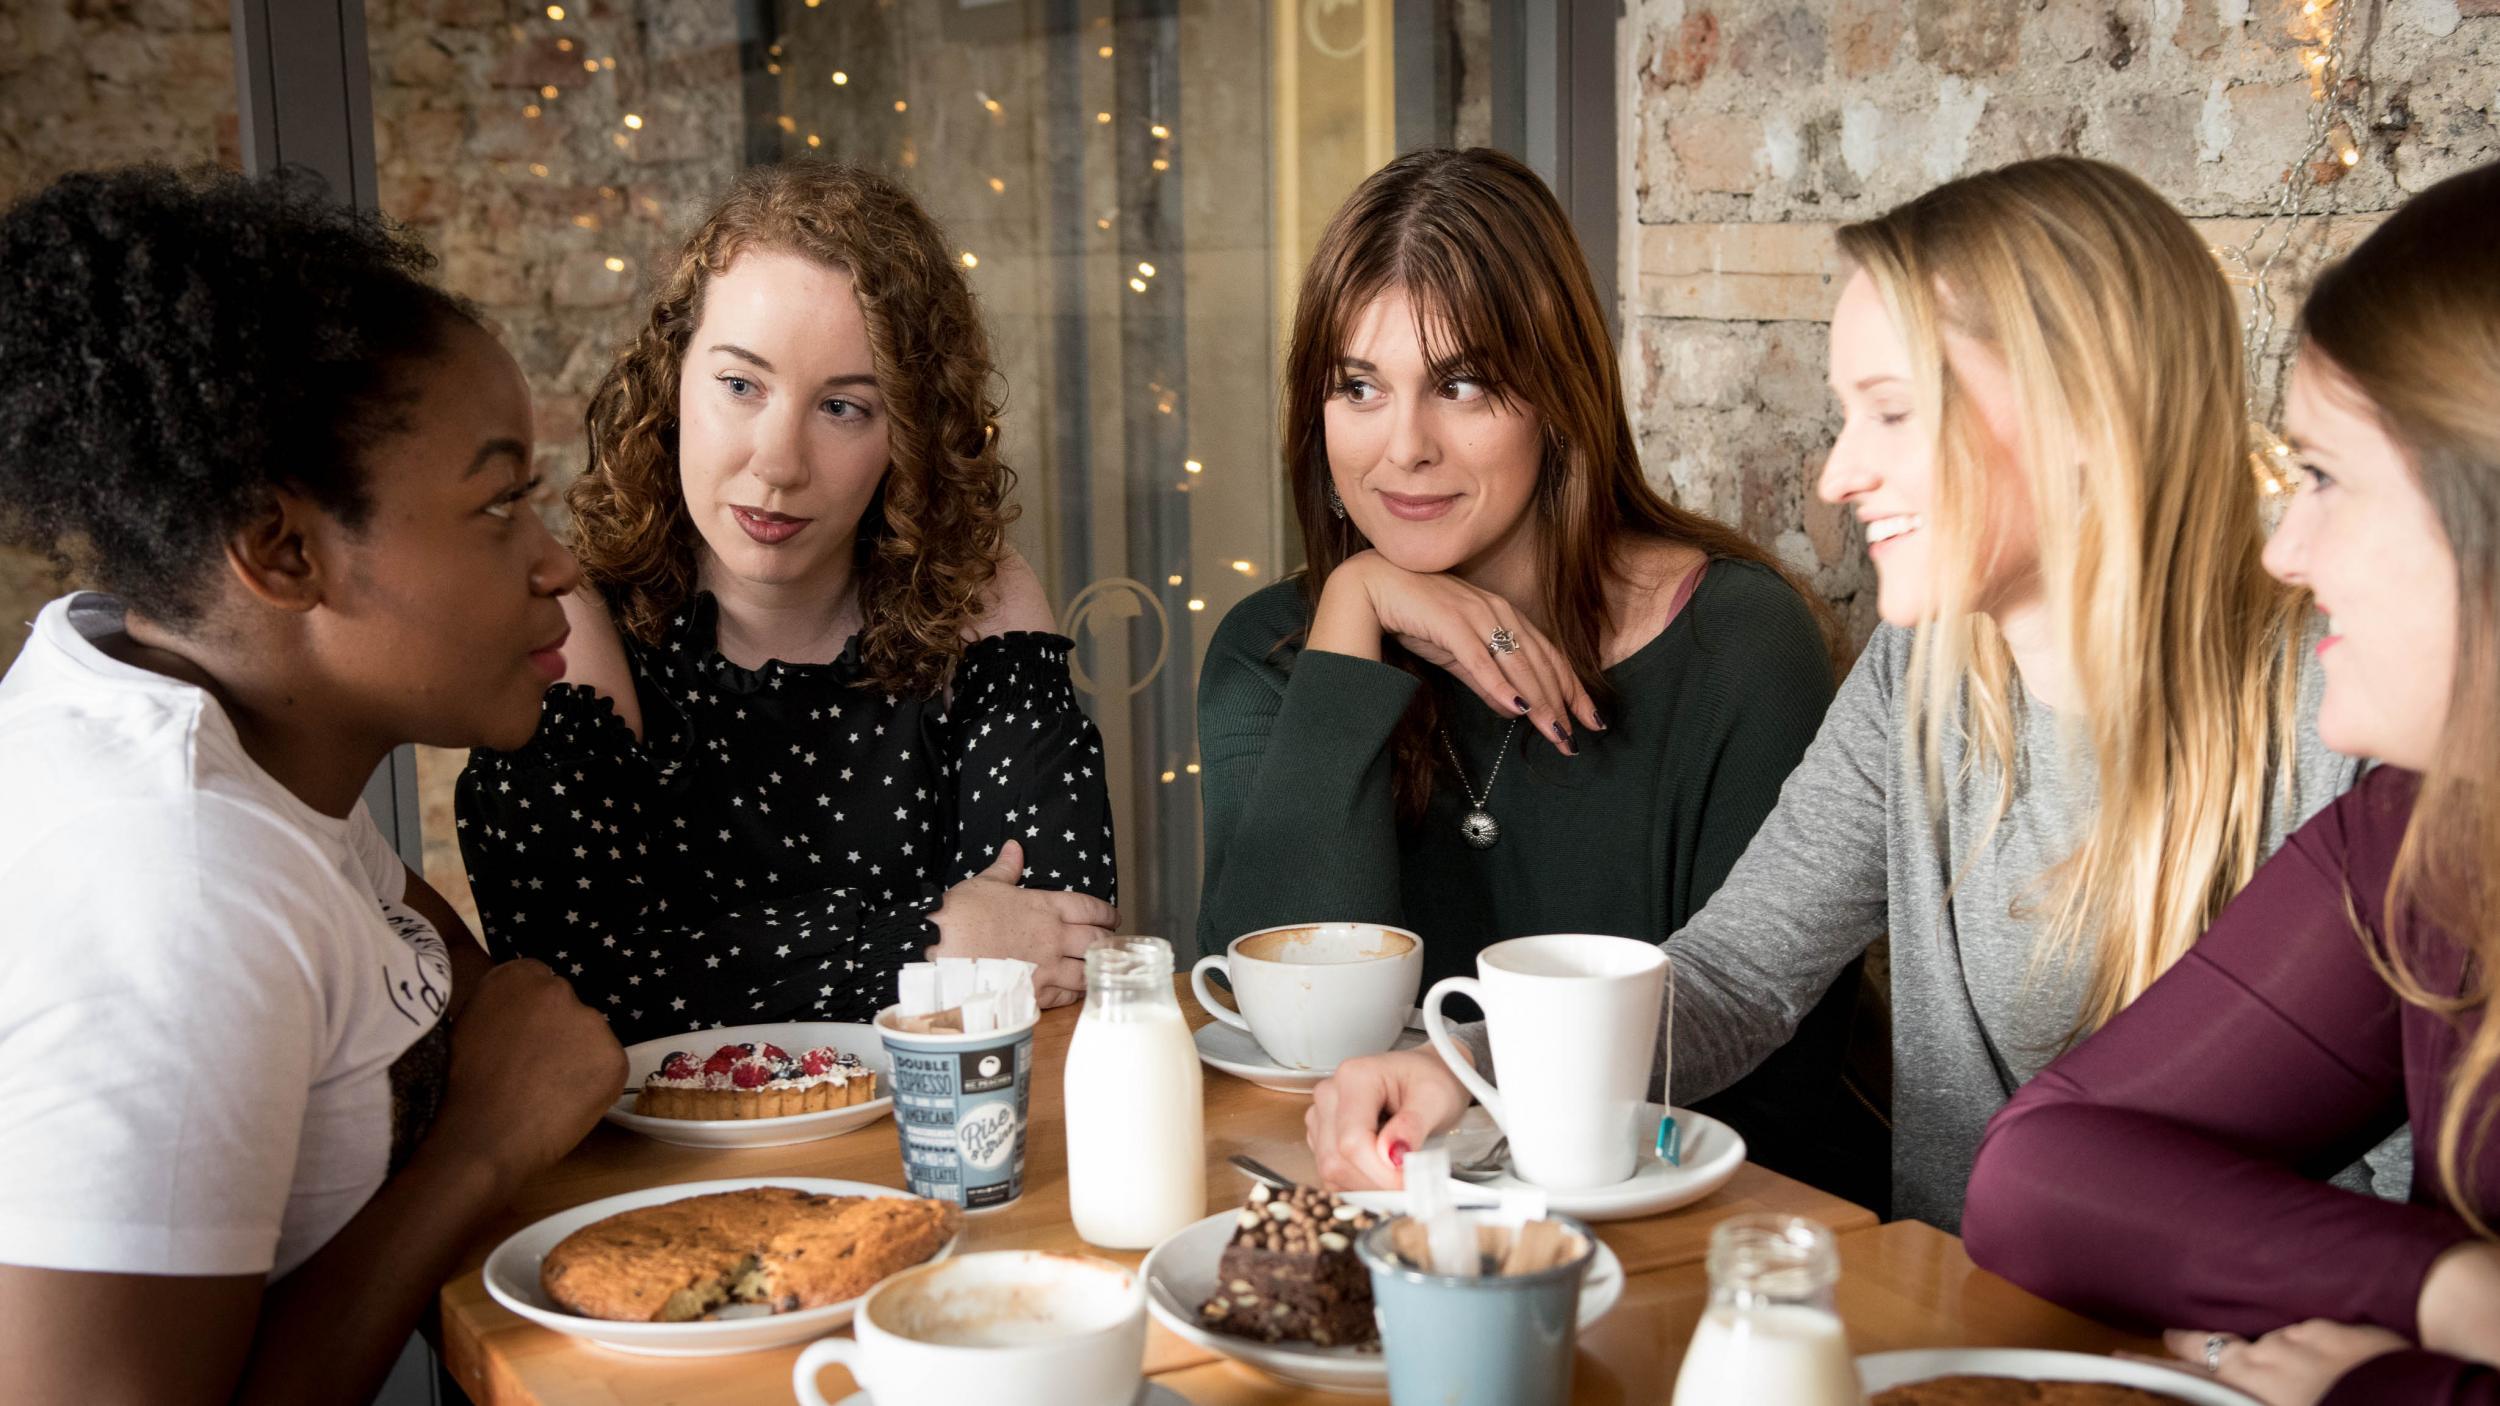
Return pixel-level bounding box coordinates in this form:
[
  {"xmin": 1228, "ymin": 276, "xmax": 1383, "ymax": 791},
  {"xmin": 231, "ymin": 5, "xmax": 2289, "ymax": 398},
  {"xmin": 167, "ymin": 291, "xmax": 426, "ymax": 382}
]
[{"xmin": 1442, "ymin": 718, "xmax": 1521, "ymax": 850}]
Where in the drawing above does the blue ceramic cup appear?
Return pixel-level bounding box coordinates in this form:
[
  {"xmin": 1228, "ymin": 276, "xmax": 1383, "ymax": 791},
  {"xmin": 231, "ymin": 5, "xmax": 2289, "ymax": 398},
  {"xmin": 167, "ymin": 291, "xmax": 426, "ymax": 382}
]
[{"xmin": 1355, "ymin": 1212, "xmax": 1596, "ymax": 1406}]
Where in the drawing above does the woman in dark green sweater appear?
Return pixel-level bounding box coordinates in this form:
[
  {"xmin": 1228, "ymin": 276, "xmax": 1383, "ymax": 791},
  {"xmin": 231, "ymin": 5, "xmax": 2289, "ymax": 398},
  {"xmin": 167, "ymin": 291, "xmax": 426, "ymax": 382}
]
[{"xmin": 1195, "ymin": 148, "xmax": 1862, "ymax": 1193}]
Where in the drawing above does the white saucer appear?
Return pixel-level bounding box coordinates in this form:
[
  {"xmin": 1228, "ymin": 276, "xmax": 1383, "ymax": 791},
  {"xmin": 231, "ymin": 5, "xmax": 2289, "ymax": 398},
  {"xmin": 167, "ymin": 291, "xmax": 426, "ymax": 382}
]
[
  {"xmin": 1142, "ymin": 1206, "xmax": 1622, "ymax": 1393},
  {"xmin": 603, "ymin": 1022, "xmax": 893, "ymax": 1149},
  {"xmin": 1397, "ymin": 1103, "xmax": 1746, "ymax": 1222},
  {"xmin": 481, "ymin": 1176, "xmax": 955, "ymax": 1357},
  {"xmin": 1859, "ymin": 1349, "xmax": 2261, "ymax": 1404},
  {"xmin": 1193, "ymin": 1020, "xmax": 1427, "ymax": 1095},
  {"xmin": 832, "ymin": 1387, "xmax": 1191, "ymax": 1406}
]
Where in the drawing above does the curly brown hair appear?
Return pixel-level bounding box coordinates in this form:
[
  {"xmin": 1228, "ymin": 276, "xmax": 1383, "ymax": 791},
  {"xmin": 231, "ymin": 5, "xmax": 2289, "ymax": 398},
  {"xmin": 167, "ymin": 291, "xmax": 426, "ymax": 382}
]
[{"xmin": 571, "ymin": 160, "xmax": 1014, "ymax": 696}]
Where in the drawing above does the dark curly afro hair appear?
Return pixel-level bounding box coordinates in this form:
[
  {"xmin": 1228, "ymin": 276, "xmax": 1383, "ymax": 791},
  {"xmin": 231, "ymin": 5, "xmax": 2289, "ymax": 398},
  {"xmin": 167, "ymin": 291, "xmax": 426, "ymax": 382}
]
[{"xmin": 0, "ymin": 164, "xmax": 481, "ymax": 628}]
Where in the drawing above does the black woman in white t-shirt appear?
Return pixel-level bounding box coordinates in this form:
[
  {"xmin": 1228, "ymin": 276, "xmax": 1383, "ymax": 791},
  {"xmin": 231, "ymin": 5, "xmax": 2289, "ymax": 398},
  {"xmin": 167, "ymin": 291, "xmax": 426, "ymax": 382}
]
[{"xmin": 0, "ymin": 167, "xmax": 625, "ymax": 1406}]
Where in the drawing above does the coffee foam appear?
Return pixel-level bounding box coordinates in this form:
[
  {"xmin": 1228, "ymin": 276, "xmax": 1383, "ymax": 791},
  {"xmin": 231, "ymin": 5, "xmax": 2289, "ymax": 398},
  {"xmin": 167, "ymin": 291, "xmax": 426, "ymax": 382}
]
[
  {"xmin": 874, "ymin": 1256, "xmax": 1134, "ymax": 1347},
  {"xmin": 1236, "ymin": 924, "xmax": 1415, "ymax": 965}
]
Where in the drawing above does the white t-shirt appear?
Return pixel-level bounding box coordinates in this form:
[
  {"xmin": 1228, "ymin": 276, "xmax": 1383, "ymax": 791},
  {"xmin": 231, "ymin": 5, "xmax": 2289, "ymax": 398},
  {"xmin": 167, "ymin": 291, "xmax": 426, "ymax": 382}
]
[{"xmin": 0, "ymin": 594, "xmax": 452, "ymax": 1279}]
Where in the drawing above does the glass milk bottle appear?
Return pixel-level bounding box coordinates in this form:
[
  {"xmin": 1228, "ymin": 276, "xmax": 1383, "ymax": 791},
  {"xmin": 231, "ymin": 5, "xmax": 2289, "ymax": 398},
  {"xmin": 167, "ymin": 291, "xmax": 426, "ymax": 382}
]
[
  {"xmin": 1672, "ymin": 1215, "xmax": 1866, "ymax": 1405},
  {"xmin": 1064, "ymin": 936, "xmax": 1205, "ymax": 1248}
]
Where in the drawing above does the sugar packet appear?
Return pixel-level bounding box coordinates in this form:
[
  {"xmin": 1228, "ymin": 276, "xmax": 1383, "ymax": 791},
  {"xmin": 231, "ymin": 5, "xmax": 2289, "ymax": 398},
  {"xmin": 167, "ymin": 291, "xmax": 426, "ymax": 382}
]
[
  {"xmin": 898, "ymin": 962, "xmax": 942, "ymax": 1017},
  {"xmin": 937, "ymin": 956, "xmax": 979, "ymax": 1010}
]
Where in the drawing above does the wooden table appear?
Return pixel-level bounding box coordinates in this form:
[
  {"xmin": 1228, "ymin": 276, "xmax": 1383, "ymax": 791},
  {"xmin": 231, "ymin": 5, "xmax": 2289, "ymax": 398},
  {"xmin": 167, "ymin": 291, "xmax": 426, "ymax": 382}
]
[
  {"xmin": 435, "ymin": 987, "xmax": 2135, "ymax": 1405},
  {"xmin": 1158, "ymin": 1221, "xmax": 2163, "ymax": 1403}
]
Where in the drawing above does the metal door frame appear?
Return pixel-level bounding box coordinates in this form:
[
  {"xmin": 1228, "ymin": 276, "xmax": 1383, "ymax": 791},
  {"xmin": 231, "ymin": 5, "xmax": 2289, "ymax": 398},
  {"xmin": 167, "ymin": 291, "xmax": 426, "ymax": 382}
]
[
  {"xmin": 230, "ymin": 0, "xmax": 421, "ymax": 868},
  {"xmin": 1397, "ymin": 0, "xmax": 1618, "ymax": 330}
]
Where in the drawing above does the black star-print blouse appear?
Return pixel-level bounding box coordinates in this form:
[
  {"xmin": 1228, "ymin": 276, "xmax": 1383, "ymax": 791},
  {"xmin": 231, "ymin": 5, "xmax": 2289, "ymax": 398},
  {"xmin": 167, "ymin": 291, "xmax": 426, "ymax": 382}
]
[{"xmin": 453, "ymin": 594, "xmax": 1119, "ymax": 1043}]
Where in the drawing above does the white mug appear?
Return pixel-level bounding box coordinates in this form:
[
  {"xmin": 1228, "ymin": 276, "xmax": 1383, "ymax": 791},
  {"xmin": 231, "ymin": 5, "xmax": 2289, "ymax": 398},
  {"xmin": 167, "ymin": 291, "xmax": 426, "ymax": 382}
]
[
  {"xmin": 790, "ymin": 1250, "xmax": 1146, "ymax": 1406},
  {"xmin": 1422, "ymin": 934, "xmax": 1668, "ymax": 1191},
  {"xmin": 1190, "ymin": 922, "xmax": 1423, "ymax": 1071}
]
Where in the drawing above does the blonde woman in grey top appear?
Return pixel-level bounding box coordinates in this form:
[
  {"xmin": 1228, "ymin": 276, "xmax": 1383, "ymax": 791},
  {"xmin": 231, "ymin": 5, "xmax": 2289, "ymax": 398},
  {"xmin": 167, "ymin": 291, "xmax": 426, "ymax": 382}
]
[{"xmin": 1302, "ymin": 157, "xmax": 2404, "ymax": 1229}]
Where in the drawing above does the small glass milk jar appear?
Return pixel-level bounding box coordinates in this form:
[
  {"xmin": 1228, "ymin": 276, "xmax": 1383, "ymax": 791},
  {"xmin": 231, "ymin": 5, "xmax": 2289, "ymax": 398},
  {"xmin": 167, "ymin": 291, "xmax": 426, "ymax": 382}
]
[
  {"xmin": 1671, "ymin": 1214, "xmax": 1866, "ymax": 1405},
  {"xmin": 1063, "ymin": 936, "xmax": 1205, "ymax": 1249}
]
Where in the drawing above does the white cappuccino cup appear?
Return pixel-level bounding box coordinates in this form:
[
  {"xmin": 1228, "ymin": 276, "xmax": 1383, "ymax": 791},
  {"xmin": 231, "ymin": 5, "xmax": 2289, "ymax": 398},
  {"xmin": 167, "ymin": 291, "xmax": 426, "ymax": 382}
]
[
  {"xmin": 790, "ymin": 1250, "xmax": 1146, "ymax": 1406},
  {"xmin": 1190, "ymin": 922, "xmax": 1423, "ymax": 1071}
]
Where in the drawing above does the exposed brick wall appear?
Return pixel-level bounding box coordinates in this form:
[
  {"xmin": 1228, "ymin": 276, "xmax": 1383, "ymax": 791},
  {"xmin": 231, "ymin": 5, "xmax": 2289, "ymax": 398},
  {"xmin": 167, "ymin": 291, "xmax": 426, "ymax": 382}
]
[
  {"xmin": 369, "ymin": 0, "xmax": 744, "ymax": 491},
  {"xmin": 0, "ymin": 0, "xmax": 240, "ymax": 666},
  {"xmin": 1621, "ymin": 0, "xmax": 2500, "ymax": 649},
  {"xmin": 367, "ymin": 0, "xmax": 748, "ymax": 928}
]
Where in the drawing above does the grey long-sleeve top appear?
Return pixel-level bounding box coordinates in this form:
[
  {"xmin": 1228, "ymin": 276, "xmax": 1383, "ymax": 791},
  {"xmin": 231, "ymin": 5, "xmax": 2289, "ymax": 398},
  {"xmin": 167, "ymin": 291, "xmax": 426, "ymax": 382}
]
[{"xmin": 1468, "ymin": 622, "xmax": 2399, "ymax": 1229}]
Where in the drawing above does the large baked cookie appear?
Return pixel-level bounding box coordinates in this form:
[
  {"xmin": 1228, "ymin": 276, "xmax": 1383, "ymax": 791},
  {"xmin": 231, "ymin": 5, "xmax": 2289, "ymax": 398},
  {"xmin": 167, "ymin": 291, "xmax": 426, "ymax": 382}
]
[{"xmin": 540, "ymin": 1187, "xmax": 960, "ymax": 1322}]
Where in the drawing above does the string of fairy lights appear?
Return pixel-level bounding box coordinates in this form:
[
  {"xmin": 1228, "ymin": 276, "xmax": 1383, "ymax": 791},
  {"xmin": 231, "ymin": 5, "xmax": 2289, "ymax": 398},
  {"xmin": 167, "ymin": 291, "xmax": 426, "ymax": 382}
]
[{"xmin": 2220, "ymin": 0, "xmax": 2383, "ymax": 495}]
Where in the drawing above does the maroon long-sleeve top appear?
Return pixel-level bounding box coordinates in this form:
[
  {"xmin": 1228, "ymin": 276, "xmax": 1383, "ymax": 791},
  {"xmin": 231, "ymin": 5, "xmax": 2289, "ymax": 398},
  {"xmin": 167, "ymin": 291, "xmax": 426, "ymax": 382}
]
[{"xmin": 1964, "ymin": 766, "xmax": 2500, "ymax": 1403}]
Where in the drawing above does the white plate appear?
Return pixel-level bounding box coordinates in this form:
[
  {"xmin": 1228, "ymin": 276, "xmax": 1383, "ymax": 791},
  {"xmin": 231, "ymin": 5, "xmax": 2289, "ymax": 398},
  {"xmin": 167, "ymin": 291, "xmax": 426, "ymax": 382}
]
[
  {"xmin": 603, "ymin": 1022, "xmax": 893, "ymax": 1149},
  {"xmin": 1858, "ymin": 1348, "xmax": 2262, "ymax": 1404},
  {"xmin": 830, "ymin": 1388, "xmax": 1192, "ymax": 1406},
  {"xmin": 482, "ymin": 1176, "xmax": 957, "ymax": 1357},
  {"xmin": 1142, "ymin": 1207, "xmax": 1623, "ymax": 1394},
  {"xmin": 1193, "ymin": 1020, "xmax": 1427, "ymax": 1095},
  {"xmin": 1409, "ymin": 1103, "xmax": 1745, "ymax": 1222}
]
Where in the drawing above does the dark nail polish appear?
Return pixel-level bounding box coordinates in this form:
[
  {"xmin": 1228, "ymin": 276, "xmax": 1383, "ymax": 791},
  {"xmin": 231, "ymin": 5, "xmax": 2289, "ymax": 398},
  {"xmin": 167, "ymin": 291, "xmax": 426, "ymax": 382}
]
[
  {"xmin": 1514, "ymin": 696, "xmax": 1532, "ymax": 715},
  {"xmin": 1592, "ymin": 710, "xmax": 1608, "ymax": 730}
]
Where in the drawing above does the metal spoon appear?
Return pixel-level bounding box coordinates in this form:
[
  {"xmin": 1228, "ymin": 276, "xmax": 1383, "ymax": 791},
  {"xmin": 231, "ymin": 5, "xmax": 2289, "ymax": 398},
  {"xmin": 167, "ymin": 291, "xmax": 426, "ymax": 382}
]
[{"xmin": 1228, "ymin": 1153, "xmax": 1299, "ymax": 1188}]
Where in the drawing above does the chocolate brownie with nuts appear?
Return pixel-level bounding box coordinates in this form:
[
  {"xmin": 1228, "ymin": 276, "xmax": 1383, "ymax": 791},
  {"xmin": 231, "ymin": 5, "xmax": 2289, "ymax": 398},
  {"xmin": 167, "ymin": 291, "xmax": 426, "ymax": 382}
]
[{"xmin": 1197, "ymin": 1182, "xmax": 1382, "ymax": 1348}]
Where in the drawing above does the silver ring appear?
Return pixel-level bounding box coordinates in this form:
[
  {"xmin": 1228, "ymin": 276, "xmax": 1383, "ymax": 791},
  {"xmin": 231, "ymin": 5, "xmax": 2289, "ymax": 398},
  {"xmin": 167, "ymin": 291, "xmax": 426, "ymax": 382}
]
[
  {"xmin": 1487, "ymin": 627, "xmax": 1519, "ymax": 657},
  {"xmin": 2204, "ymin": 1333, "xmax": 2229, "ymax": 1373}
]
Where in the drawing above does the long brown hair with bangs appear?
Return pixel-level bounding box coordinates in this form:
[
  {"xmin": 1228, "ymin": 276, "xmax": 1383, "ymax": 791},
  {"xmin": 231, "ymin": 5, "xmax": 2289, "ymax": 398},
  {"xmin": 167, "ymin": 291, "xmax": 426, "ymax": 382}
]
[
  {"xmin": 1283, "ymin": 147, "xmax": 1807, "ymax": 816},
  {"xmin": 570, "ymin": 160, "xmax": 1012, "ymax": 696},
  {"xmin": 2306, "ymin": 161, "xmax": 2500, "ymax": 1233}
]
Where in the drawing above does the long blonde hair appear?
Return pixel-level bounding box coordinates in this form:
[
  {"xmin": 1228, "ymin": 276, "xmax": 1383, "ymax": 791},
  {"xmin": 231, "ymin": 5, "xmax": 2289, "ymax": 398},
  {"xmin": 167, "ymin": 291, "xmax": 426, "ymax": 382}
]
[
  {"xmin": 2305, "ymin": 161, "xmax": 2500, "ymax": 1231},
  {"xmin": 1837, "ymin": 157, "xmax": 2308, "ymax": 1038}
]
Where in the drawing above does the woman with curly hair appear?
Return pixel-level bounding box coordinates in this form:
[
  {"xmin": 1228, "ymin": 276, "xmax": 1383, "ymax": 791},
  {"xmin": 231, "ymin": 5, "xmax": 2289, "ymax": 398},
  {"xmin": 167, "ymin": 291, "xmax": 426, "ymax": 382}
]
[
  {"xmin": 0, "ymin": 166, "xmax": 620, "ymax": 1404},
  {"xmin": 456, "ymin": 161, "xmax": 1118, "ymax": 1040}
]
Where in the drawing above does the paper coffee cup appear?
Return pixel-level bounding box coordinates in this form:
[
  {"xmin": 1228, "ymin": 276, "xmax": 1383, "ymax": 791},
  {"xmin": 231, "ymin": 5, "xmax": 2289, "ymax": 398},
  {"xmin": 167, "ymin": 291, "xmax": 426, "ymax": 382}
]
[{"xmin": 876, "ymin": 1005, "xmax": 1037, "ymax": 1211}]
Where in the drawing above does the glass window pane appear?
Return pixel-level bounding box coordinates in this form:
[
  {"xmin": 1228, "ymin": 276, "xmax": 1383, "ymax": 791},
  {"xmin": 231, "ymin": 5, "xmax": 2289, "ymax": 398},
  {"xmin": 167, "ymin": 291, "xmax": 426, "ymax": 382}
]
[
  {"xmin": 379, "ymin": 0, "xmax": 1444, "ymax": 939},
  {"xmin": 762, "ymin": 1, "xmax": 1408, "ymax": 940}
]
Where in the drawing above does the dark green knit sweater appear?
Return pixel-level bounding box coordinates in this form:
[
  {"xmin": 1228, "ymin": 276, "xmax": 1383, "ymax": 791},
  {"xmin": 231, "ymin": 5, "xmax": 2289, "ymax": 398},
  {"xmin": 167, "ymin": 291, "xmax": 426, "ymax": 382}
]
[{"xmin": 1195, "ymin": 559, "xmax": 1865, "ymax": 1190}]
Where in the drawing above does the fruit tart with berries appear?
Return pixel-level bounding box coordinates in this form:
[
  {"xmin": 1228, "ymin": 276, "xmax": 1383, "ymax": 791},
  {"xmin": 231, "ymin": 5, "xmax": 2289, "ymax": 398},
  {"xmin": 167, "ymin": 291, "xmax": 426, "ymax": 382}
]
[{"xmin": 631, "ymin": 1042, "xmax": 878, "ymax": 1121}]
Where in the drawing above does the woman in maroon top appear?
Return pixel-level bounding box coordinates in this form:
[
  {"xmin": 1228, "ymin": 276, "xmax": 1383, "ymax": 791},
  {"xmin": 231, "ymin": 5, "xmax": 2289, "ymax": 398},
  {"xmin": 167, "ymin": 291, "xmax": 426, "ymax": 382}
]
[{"xmin": 1962, "ymin": 159, "xmax": 2500, "ymax": 1404}]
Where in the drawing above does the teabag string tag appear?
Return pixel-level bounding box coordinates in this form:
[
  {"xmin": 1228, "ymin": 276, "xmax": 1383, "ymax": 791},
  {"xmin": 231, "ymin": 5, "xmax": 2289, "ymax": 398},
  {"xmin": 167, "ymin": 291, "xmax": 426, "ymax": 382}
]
[
  {"xmin": 1401, "ymin": 1148, "xmax": 1478, "ymax": 1276},
  {"xmin": 1658, "ymin": 956, "xmax": 1681, "ymax": 1166}
]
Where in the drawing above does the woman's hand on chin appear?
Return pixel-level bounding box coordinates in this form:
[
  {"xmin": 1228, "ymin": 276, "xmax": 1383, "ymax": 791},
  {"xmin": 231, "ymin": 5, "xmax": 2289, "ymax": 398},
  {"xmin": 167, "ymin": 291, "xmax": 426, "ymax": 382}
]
[{"xmin": 1308, "ymin": 550, "xmax": 1597, "ymax": 754}]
